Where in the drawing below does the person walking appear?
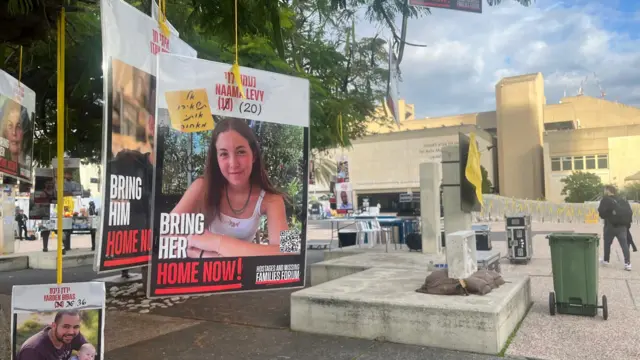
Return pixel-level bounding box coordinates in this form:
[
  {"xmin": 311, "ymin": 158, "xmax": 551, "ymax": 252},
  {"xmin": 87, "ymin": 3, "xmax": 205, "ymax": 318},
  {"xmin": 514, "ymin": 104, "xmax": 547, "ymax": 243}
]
[
  {"xmin": 627, "ymin": 224, "xmax": 638, "ymax": 253},
  {"xmin": 598, "ymin": 185, "xmax": 632, "ymax": 271},
  {"xmin": 15, "ymin": 209, "xmax": 28, "ymax": 241}
]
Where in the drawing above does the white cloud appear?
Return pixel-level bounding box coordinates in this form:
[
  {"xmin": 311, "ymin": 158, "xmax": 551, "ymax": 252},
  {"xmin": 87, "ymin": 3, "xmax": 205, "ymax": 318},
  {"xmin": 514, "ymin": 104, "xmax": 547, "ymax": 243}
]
[{"xmin": 356, "ymin": 1, "xmax": 640, "ymax": 118}]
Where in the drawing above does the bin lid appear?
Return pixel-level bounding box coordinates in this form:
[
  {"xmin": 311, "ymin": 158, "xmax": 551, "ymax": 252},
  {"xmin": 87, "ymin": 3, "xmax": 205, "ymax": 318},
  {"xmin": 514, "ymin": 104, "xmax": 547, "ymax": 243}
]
[
  {"xmin": 472, "ymin": 224, "xmax": 490, "ymax": 231},
  {"xmin": 547, "ymin": 232, "xmax": 600, "ymax": 244}
]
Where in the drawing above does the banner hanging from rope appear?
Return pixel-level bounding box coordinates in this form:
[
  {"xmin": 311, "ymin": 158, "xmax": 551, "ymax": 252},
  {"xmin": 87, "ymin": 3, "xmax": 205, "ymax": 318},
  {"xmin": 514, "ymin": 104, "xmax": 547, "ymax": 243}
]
[{"xmin": 96, "ymin": 0, "xmax": 198, "ymax": 273}]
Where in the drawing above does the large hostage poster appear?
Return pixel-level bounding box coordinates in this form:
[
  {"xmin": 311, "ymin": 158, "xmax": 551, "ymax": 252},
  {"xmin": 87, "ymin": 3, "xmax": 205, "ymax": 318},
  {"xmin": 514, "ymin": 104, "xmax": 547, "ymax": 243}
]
[
  {"xmin": 11, "ymin": 282, "xmax": 106, "ymax": 360},
  {"xmin": 97, "ymin": 0, "xmax": 197, "ymax": 272},
  {"xmin": 0, "ymin": 69, "xmax": 35, "ymax": 183},
  {"xmin": 147, "ymin": 53, "xmax": 310, "ymax": 297}
]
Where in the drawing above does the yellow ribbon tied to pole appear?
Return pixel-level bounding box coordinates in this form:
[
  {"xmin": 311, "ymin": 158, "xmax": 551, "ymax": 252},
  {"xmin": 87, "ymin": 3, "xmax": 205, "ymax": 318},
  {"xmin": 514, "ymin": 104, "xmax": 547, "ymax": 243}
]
[
  {"xmin": 158, "ymin": 0, "xmax": 170, "ymax": 37},
  {"xmin": 56, "ymin": 8, "xmax": 66, "ymax": 285},
  {"xmin": 231, "ymin": 0, "xmax": 246, "ymax": 99}
]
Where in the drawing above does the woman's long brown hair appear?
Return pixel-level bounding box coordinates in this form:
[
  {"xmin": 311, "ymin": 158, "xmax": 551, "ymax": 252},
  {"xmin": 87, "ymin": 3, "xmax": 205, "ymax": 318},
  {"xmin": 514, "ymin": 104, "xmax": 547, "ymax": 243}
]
[{"xmin": 202, "ymin": 117, "xmax": 281, "ymax": 221}]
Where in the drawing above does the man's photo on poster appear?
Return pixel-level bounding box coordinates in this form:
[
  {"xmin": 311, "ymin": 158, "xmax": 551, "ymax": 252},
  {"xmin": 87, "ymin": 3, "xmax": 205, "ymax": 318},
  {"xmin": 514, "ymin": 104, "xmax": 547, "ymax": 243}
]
[
  {"xmin": 13, "ymin": 309, "xmax": 101, "ymax": 360},
  {"xmin": 335, "ymin": 182, "xmax": 353, "ymax": 211},
  {"xmin": 157, "ymin": 112, "xmax": 306, "ymax": 258}
]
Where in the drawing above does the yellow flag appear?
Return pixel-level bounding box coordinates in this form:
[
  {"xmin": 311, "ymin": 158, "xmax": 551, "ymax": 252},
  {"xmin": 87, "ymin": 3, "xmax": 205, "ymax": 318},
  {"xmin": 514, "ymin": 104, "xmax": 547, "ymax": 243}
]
[{"xmin": 465, "ymin": 132, "xmax": 484, "ymax": 206}]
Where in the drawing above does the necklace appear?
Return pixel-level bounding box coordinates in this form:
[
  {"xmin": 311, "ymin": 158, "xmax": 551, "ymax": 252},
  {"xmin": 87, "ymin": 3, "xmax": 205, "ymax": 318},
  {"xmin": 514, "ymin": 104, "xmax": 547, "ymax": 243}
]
[{"xmin": 226, "ymin": 183, "xmax": 253, "ymax": 215}]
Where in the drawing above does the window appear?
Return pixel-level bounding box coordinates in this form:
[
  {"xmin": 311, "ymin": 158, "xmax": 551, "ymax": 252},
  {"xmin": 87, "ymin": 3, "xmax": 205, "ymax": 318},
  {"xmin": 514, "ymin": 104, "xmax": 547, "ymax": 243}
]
[
  {"xmin": 597, "ymin": 154, "xmax": 608, "ymax": 169},
  {"xmin": 551, "ymin": 157, "xmax": 561, "ymax": 171},
  {"xmin": 561, "ymin": 157, "xmax": 572, "ymax": 171},
  {"xmin": 573, "ymin": 156, "xmax": 584, "ymax": 170},
  {"xmin": 585, "ymin": 155, "xmax": 596, "ymax": 170}
]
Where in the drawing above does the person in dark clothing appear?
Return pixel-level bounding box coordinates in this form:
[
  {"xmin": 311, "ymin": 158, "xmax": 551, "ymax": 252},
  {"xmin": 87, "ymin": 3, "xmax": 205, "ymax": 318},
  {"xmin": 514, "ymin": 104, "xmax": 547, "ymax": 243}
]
[
  {"xmin": 88, "ymin": 201, "xmax": 96, "ymax": 216},
  {"xmin": 15, "ymin": 209, "xmax": 28, "ymax": 240},
  {"xmin": 627, "ymin": 224, "xmax": 638, "ymax": 252},
  {"xmin": 598, "ymin": 185, "xmax": 632, "ymax": 271}
]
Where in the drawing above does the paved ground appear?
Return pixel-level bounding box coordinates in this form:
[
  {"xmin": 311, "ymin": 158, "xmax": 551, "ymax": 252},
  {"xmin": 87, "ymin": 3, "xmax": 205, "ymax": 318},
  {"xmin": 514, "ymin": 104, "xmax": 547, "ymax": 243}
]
[
  {"xmin": 3, "ymin": 220, "xmax": 639, "ymax": 360},
  {"xmin": 501, "ymin": 223, "xmax": 640, "ymax": 360}
]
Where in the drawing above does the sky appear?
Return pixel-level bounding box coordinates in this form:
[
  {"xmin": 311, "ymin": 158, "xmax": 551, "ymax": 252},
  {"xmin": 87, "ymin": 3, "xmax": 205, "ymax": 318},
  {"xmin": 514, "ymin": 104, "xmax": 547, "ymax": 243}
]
[{"xmin": 355, "ymin": 0, "xmax": 640, "ymax": 119}]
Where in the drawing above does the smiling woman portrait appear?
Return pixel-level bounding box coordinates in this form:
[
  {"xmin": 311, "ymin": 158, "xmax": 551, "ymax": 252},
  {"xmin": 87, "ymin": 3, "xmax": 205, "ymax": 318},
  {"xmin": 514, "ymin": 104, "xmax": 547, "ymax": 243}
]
[{"xmin": 170, "ymin": 117, "xmax": 291, "ymax": 258}]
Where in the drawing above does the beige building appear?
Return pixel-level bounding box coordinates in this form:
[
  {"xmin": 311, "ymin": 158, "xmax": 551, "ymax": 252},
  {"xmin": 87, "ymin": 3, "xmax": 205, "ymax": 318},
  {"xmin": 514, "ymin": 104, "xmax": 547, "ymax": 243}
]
[{"xmin": 311, "ymin": 72, "xmax": 640, "ymax": 209}]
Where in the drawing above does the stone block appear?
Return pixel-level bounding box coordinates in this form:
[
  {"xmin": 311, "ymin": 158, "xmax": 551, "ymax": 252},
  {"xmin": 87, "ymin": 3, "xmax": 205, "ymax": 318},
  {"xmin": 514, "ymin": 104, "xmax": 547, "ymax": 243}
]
[
  {"xmin": 311, "ymin": 248, "xmax": 500, "ymax": 286},
  {"xmin": 446, "ymin": 230, "xmax": 478, "ymax": 279},
  {"xmin": 291, "ymin": 267, "xmax": 532, "ymax": 355}
]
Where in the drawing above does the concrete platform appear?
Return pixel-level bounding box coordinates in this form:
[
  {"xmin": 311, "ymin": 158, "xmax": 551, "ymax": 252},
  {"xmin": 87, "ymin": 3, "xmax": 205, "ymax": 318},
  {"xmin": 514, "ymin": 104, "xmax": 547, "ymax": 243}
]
[
  {"xmin": 291, "ymin": 267, "xmax": 532, "ymax": 355},
  {"xmin": 323, "ymin": 244, "xmax": 411, "ymax": 261},
  {"xmin": 0, "ymin": 254, "xmax": 29, "ymax": 271},
  {"xmin": 27, "ymin": 249, "xmax": 95, "ymax": 270},
  {"xmin": 311, "ymin": 248, "xmax": 501, "ymax": 286}
]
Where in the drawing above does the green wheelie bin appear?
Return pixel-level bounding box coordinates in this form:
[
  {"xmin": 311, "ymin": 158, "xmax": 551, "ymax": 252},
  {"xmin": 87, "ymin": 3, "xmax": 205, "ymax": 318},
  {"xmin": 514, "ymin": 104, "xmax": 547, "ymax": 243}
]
[{"xmin": 547, "ymin": 232, "xmax": 608, "ymax": 320}]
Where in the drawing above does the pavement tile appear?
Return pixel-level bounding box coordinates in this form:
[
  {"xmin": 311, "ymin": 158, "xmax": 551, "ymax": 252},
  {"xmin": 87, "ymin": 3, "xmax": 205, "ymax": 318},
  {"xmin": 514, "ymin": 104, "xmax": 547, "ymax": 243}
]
[
  {"xmin": 147, "ymin": 289, "xmax": 296, "ymax": 329},
  {"xmin": 104, "ymin": 311, "xmax": 202, "ymax": 352},
  {"xmin": 104, "ymin": 321, "xmax": 519, "ymax": 360},
  {"xmin": 105, "ymin": 321, "xmax": 376, "ymax": 360},
  {"xmin": 506, "ymin": 276, "xmax": 640, "ymax": 360}
]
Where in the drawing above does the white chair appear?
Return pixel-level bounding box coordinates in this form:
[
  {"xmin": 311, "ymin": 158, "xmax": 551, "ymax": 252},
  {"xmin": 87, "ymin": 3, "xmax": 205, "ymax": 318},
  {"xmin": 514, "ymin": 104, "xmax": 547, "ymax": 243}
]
[{"xmin": 356, "ymin": 219, "xmax": 394, "ymax": 251}]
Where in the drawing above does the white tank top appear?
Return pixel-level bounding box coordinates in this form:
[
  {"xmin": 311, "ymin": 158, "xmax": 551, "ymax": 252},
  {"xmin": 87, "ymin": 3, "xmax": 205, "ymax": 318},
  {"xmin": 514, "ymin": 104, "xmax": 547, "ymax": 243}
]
[{"xmin": 208, "ymin": 190, "xmax": 266, "ymax": 242}]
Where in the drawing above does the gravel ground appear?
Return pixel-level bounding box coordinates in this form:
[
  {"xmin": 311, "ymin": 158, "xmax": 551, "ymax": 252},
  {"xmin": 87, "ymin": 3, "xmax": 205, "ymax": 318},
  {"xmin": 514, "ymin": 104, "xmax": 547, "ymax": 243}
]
[{"xmin": 106, "ymin": 282, "xmax": 212, "ymax": 313}]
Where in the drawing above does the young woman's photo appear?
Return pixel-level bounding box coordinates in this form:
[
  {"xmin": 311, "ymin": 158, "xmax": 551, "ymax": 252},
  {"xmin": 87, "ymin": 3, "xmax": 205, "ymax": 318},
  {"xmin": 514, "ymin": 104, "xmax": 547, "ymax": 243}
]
[{"xmin": 170, "ymin": 117, "xmax": 291, "ymax": 258}]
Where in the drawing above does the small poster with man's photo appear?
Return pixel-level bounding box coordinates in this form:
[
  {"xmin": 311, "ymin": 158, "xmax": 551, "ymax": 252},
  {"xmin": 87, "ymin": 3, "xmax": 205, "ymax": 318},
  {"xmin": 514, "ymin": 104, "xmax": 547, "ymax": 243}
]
[{"xmin": 11, "ymin": 282, "xmax": 105, "ymax": 360}]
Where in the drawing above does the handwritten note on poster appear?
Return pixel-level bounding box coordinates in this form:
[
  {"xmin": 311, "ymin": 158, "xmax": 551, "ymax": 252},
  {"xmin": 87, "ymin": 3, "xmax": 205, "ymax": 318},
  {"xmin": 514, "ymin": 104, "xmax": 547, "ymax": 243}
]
[{"xmin": 165, "ymin": 89, "xmax": 215, "ymax": 132}]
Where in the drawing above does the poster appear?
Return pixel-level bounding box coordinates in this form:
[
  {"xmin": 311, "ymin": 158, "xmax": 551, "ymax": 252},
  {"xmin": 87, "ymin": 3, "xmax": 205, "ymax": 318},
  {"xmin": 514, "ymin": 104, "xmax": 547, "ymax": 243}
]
[
  {"xmin": 335, "ymin": 182, "xmax": 353, "ymax": 212},
  {"xmin": 96, "ymin": 0, "xmax": 198, "ymax": 272},
  {"xmin": 0, "ymin": 69, "xmax": 35, "ymax": 183},
  {"xmin": 336, "ymin": 158, "xmax": 349, "ymax": 183},
  {"xmin": 147, "ymin": 53, "xmax": 310, "ymax": 297},
  {"xmin": 11, "ymin": 282, "xmax": 105, "ymax": 360},
  {"xmin": 29, "ymin": 168, "xmax": 55, "ymax": 220},
  {"xmin": 52, "ymin": 157, "xmax": 83, "ymax": 197}
]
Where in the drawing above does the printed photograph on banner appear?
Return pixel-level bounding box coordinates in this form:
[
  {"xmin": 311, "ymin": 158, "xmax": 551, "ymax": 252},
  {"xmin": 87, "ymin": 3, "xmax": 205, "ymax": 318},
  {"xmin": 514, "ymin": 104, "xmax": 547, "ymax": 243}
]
[
  {"xmin": 97, "ymin": 0, "xmax": 197, "ymax": 272},
  {"xmin": 29, "ymin": 168, "xmax": 55, "ymax": 220},
  {"xmin": 0, "ymin": 70, "xmax": 35, "ymax": 183},
  {"xmin": 11, "ymin": 282, "xmax": 105, "ymax": 360},
  {"xmin": 148, "ymin": 53, "xmax": 310, "ymax": 297},
  {"xmin": 336, "ymin": 159, "xmax": 349, "ymax": 183},
  {"xmin": 335, "ymin": 182, "xmax": 353, "ymax": 212},
  {"xmin": 53, "ymin": 158, "xmax": 84, "ymax": 197}
]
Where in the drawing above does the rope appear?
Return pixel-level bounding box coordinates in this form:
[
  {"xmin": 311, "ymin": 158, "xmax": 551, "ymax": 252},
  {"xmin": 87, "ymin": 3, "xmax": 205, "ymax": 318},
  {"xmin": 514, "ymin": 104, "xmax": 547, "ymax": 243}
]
[{"xmin": 231, "ymin": 0, "xmax": 246, "ymax": 99}]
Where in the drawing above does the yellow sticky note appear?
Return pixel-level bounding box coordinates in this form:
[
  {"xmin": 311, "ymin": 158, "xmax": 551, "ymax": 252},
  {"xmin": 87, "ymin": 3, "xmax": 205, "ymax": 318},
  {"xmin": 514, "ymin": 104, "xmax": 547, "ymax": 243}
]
[{"xmin": 165, "ymin": 89, "xmax": 215, "ymax": 133}]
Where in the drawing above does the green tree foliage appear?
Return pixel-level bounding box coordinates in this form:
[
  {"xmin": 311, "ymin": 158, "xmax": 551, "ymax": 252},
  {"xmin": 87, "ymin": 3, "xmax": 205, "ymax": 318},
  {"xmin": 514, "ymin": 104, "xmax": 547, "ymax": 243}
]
[
  {"xmin": 622, "ymin": 182, "xmax": 640, "ymax": 201},
  {"xmin": 560, "ymin": 171, "xmax": 604, "ymax": 203},
  {"xmin": 1, "ymin": 0, "xmax": 532, "ymax": 163}
]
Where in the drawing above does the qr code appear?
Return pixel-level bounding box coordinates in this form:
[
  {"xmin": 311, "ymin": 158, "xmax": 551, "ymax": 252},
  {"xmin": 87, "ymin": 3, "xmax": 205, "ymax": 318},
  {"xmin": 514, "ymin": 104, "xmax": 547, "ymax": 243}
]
[{"xmin": 280, "ymin": 230, "xmax": 301, "ymax": 253}]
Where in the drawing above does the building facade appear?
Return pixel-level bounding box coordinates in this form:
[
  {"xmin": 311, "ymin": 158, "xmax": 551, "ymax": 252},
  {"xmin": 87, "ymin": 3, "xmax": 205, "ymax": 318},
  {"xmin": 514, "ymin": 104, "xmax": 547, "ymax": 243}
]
[{"xmin": 311, "ymin": 72, "xmax": 640, "ymax": 207}]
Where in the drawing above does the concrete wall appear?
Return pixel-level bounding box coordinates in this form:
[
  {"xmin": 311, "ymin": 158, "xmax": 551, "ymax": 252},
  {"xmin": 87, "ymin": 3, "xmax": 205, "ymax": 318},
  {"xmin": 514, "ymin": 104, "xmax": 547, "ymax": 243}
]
[
  {"xmin": 352, "ymin": 75, "xmax": 640, "ymax": 202},
  {"xmin": 313, "ymin": 126, "xmax": 495, "ymax": 195},
  {"xmin": 608, "ymin": 136, "xmax": 640, "ymax": 187},
  {"xmin": 545, "ymin": 96, "xmax": 640, "ymax": 129},
  {"xmin": 495, "ymin": 73, "xmax": 545, "ymax": 200}
]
